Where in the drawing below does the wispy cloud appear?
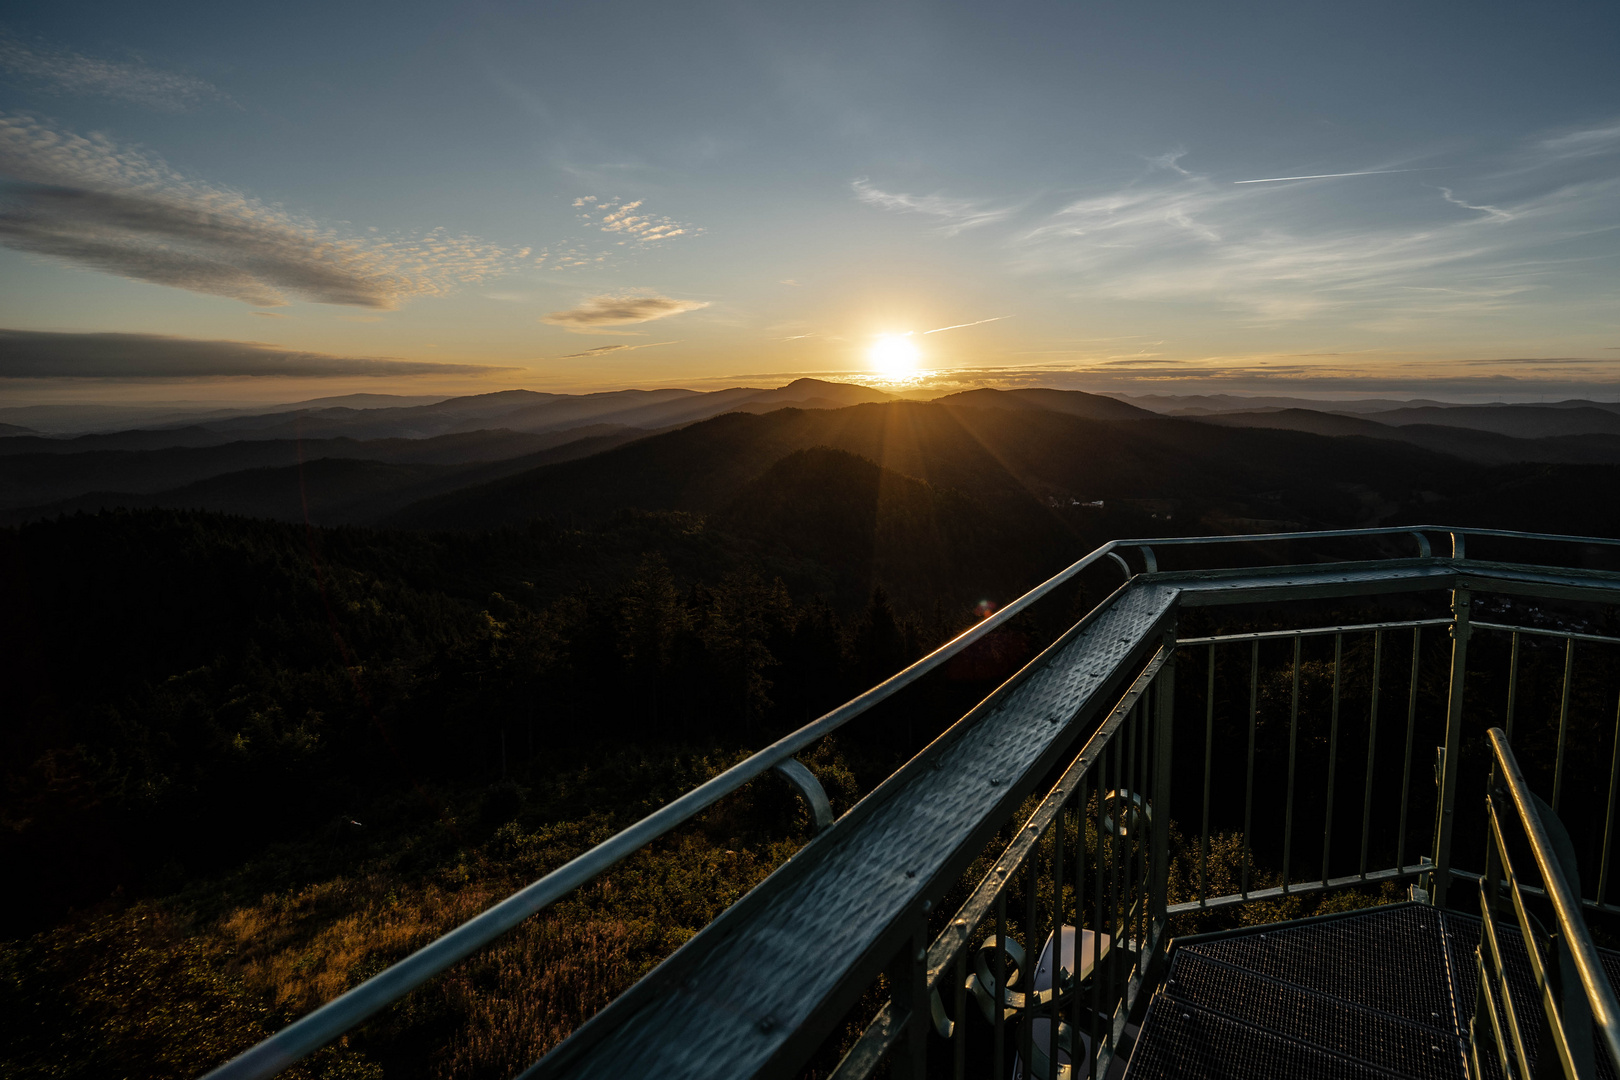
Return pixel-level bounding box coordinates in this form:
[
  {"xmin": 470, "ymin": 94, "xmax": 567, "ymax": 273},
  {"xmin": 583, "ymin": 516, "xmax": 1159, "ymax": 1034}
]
[
  {"xmin": 0, "ymin": 329, "xmax": 517, "ymax": 378},
  {"xmin": 541, "ymin": 292, "xmax": 710, "ymax": 331},
  {"xmin": 1540, "ymin": 121, "xmax": 1620, "ymax": 160},
  {"xmin": 923, "ymin": 315, "xmax": 1013, "ymax": 334},
  {"xmin": 573, "ymin": 195, "xmax": 699, "ymax": 242},
  {"xmin": 0, "ymin": 33, "xmax": 223, "ymax": 111},
  {"xmin": 1013, "ymin": 132, "xmax": 1620, "ymax": 325},
  {"xmin": 1439, "ymin": 186, "xmax": 1513, "ymax": 222},
  {"xmin": 558, "ymin": 340, "xmax": 679, "ymax": 359},
  {"xmin": 851, "ymin": 179, "xmax": 1014, "ymax": 235},
  {"xmin": 0, "ymin": 114, "xmax": 523, "ymax": 307},
  {"xmin": 1146, "ymin": 149, "xmax": 1193, "ymax": 176}
]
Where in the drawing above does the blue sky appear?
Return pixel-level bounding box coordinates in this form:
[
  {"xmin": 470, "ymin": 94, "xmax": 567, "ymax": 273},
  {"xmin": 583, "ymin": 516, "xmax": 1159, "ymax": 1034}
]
[{"xmin": 1, "ymin": 0, "xmax": 1617, "ymax": 402}]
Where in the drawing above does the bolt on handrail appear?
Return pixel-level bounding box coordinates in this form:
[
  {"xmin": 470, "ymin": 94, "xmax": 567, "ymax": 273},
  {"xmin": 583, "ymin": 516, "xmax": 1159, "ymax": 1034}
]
[
  {"xmin": 1480, "ymin": 727, "xmax": 1620, "ymax": 1076},
  {"xmin": 201, "ymin": 524, "xmax": 1614, "ymax": 1080}
]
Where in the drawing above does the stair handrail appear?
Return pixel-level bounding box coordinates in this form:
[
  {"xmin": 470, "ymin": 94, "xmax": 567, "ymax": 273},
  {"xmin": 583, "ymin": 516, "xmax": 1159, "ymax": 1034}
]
[{"xmin": 1480, "ymin": 727, "xmax": 1620, "ymax": 1077}]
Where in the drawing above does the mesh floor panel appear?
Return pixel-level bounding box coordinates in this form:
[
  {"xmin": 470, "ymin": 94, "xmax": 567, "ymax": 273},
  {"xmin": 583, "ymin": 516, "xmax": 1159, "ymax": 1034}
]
[
  {"xmin": 1164, "ymin": 952, "xmax": 1465, "ymax": 1078},
  {"xmin": 1178, "ymin": 904, "xmax": 1460, "ymax": 1030},
  {"xmin": 1122, "ymin": 902, "xmax": 1620, "ymax": 1080},
  {"xmin": 1125, "ymin": 1000, "xmax": 1415, "ymax": 1080}
]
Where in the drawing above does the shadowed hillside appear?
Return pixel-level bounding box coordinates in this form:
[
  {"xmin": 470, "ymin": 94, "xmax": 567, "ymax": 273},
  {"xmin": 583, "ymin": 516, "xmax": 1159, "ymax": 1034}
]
[
  {"xmin": 391, "ymin": 399, "xmax": 1476, "ymax": 536},
  {"xmin": 1196, "ymin": 409, "xmax": 1620, "ymax": 464},
  {"xmin": 714, "ymin": 446, "xmax": 1016, "ymax": 610}
]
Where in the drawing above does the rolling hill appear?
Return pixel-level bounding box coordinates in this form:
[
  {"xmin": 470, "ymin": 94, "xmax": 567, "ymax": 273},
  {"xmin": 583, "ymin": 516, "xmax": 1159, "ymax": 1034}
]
[{"xmin": 1195, "ymin": 409, "xmax": 1620, "ymax": 464}]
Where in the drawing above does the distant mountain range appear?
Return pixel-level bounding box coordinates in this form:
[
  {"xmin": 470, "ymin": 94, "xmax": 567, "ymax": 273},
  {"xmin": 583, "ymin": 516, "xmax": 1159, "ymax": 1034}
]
[{"xmin": 4, "ymin": 379, "xmax": 1619, "ymax": 550}]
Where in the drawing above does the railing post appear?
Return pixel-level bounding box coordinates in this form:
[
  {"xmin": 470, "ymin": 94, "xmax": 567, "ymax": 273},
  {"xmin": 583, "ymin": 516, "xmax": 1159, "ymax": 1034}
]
[
  {"xmin": 1151, "ymin": 628, "xmax": 1176, "ymax": 938},
  {"xmin": 1432, "ymin": 587, "xmax": 1472, "ymax": 908}
]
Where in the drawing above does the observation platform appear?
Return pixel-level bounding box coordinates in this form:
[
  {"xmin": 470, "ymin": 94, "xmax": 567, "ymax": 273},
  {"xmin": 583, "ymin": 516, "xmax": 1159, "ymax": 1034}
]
[
  {"xmin": 1132, "ymin": 903, "xmax": 1620, "ymax": 1080},
  {"xmin": 203, "ymin": 526, "xmax": 1620, "ymax": 1080}
]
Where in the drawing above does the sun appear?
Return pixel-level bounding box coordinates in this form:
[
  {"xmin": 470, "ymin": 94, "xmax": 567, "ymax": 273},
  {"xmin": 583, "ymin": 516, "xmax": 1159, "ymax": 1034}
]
[{"xmin": 868, "ymin": 333, "xmax": 920, "ymax": 378}]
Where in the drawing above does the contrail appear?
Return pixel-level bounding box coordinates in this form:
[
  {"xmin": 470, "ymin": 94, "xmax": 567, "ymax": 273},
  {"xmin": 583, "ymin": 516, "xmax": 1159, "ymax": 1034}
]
[
  {"xmin": 559, "ymin": 340, "xmax": 678, "ymax": 358},
  {"xmin": 923, "ymin": 315, "xmax": 1013, "ymax": 334},
  {"xmin": 1233, "ymin": 168, "xmax": 1426, "ymax": 184}
]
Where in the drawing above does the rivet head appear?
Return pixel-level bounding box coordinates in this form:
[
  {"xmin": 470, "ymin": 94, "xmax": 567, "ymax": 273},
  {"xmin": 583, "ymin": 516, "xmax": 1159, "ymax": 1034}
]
[
  {"xmin": 989, "ymin": 777, "xmax": 1001, "ymax": 786},
  {"xmin": 905, "ymin": 869, "xmax": 916, "ymax": 878},
  {"xmin": 758, "ymin": 1015, "xmax": 776, "ymax": 1033}
]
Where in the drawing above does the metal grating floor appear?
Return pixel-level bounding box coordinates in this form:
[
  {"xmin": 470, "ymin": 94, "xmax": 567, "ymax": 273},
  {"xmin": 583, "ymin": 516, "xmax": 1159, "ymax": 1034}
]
[{"xmin": 1125, "ymin": 902, "xmax": 1620, "ymax": 1080}]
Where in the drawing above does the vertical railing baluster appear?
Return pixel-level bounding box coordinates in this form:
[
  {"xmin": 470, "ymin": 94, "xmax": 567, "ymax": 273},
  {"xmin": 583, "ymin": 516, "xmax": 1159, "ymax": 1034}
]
[
  {"xmin": 1398, "ymin": 626, "xmax": 1421, "ymax": 871},
  {"xmin": 1142, "ymin": 690, "xmax": 1151, "ymax": 945},
  {"xmin": 1124, "ymin": 704, "xmax": 1137, "ymax": 982},
  {"xmin": 1323, "ymin": 633, "xmax": 1343, "ymax": 886},
  {"xmin": 1201, "ymin": 643, "xmax": 1213, "ymax": 907},
  {"xmin": 953, "ymin": 940, "xmax": 966, "ymax": 1080},
  {"xmin": 889, "ymin": 920, "xmax": 927, "ymax": 1080},
  {"xmin": 1242, "ymin": 639, "xmax": 1258, "ymax": 897},
  {"xmin": 1023, "ymin": 839, "xmax": 1038, "ymax": 1076},
  {"xmin": 1108, "ymin": 737, "xmax": 1122, "ymax": 1060},
  {"xmin": 1553, "ymin": 636, "xmax": 1574, "ymax": 813},
  {"xmin": 1505, "ymin": 631, "xmax": 1520, "ymax": 742},
  {"xmin": 1071, "ymin": 782, "xmax": 1086, "ymax": 1080},
  {"xmin": 1283, "ymin": 635, "xmax": 1300, "ymax": 891},
  {"xmin": 1050, "ymin": 789, "xmax": 1063, "ymax": 1080},
  {"xmin": 1431, "ymin": 587, "xmax": 1471, "ymax": 908},
  {"xmin": 1360, "ymin": 629, "xmax": 1383, "ymax": 879},
  {"xmin": 1091, "ymin": 768, "xmax": 1104, "ymax": 1077},
  {"xmin": 995, "ymin": 891, "xmax": 1007, "ymax": 1076},
  {"xmin": 1152, "ymin": 642, "xmax": 1175, "ymax": 966},
  {"xmin": 1601, "ymin": 693, "xmax": 1620, "ymax": 908}
]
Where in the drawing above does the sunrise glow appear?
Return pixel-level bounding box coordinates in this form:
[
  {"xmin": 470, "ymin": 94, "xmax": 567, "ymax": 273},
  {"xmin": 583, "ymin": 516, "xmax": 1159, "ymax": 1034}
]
[{"xmin": 868, "ymin": 334, "xmax": 920, "ymax": 379}]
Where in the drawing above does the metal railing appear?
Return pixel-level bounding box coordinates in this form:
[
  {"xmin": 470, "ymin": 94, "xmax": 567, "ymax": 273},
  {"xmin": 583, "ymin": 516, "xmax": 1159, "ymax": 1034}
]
[
  {"xmin": 832, "ymin": 644, "xmax": 1174, "ymax": 1080},
  {"xmin": 1170, "ymin": 618, "xmax": 1447, "ymax": 914},
  {"xmin": 1169, "ymin": 608, "xmax": 1620, "ymax": 920},
  {"xmin": 1473, "ymin": 728, "xmax": 1620, "ymax": 1080},
  {"xmin": 201, "ymin": 524, "xmax": 1620, "ymax": 1080}
]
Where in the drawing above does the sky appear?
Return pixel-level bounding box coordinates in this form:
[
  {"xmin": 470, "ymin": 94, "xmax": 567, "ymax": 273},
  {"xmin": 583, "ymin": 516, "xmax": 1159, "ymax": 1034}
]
[{"xmin": 1, "ymin": 0, "xmax": 1618, "ymax": 405}]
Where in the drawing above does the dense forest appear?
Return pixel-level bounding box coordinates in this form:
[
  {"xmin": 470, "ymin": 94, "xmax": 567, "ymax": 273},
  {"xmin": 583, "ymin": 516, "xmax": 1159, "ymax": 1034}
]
[{"xmin": 5, "ymin": 399, "xmax": 1620, "ymax": 1079}]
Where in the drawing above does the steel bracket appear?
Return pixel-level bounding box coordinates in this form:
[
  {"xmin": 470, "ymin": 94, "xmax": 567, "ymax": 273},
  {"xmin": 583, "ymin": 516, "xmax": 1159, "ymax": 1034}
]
[{"xmin": 774, "ymin": 757, "xmax": 835, "ymax": 834}]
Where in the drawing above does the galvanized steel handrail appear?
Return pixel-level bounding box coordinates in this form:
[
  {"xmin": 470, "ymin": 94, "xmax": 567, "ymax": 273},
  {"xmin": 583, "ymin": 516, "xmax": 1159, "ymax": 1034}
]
[
  {"xmin": 1484, "ymin": 727, "xmax": 1620, "ymax": 1073},
  {"xmin": 1115, "ymin": 523, "xmax": 1620, "ymax": 552},
  {"xmin": 201, "ymin": 523, "xmax": 1613, "ymax": 1080}
]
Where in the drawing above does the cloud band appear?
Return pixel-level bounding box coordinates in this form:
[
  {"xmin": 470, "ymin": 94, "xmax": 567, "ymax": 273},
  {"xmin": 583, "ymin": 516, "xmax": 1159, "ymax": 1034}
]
[{"xmin": 0, "ymin": 329, "xmax": 517, "ymax": 378}]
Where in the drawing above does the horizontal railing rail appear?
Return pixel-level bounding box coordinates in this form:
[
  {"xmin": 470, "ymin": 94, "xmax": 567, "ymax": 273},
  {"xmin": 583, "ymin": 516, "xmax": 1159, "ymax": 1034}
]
[
  {"xmin": 1473, "ymin": 728, "xmax": 1620, "ymax": 1080},
  {"xmin": 200, "ymin": 524, "xmax": 1620, "ymax": 1080}
]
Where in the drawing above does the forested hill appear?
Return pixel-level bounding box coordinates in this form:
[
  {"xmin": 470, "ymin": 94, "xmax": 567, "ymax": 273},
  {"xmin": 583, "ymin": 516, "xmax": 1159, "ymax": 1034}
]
[{"xmin": 390, "ymin": 400, "xmax": 1460, "ymax": 531}]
